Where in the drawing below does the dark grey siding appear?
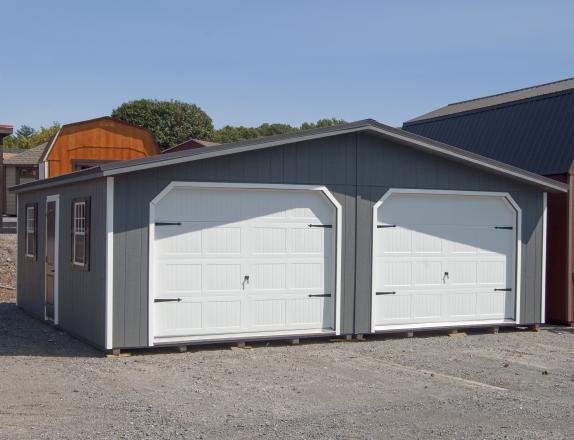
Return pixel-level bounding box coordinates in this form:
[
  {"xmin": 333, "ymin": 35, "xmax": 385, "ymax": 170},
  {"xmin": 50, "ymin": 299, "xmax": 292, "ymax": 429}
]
[
  {"xmin": 16, "ymin": 179, "xmax": 107, "ymax": 348},
  {"xmin": 403, "ymin": 90, "xmax": 574, "ymax": 176},
  {"xmin": 113, "ymin": 132, "xmax": 546, "ymax": 348}
]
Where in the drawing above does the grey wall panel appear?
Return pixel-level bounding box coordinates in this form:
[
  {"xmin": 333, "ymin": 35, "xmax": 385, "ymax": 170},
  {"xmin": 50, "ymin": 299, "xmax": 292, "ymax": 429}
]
[
  {"xmin": 16, "ymin": 179, "xmax": 107, "ymax": 348},
  {"xmin": 355, "ymin": 133, "xmax": 545, "ymax": 330},
  {"xmin": 113, "ymin": 134, "xmax": 358, "ymax": 348}
]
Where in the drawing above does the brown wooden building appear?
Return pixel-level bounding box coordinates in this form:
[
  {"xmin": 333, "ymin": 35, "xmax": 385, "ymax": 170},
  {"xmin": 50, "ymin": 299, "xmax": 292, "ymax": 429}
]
[{"xmin": 3, "ymin": 117, "xmax": 158, "ymax": 215}]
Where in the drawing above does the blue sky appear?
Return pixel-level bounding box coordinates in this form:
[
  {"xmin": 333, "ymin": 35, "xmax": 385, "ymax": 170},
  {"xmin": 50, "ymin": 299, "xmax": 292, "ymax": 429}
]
[{"xmin": 2, "ymin": 0, "xmax": 573, "ymax": 131}]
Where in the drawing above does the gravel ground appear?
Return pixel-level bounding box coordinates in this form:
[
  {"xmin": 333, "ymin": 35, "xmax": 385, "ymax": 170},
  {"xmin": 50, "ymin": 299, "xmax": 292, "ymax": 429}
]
[{"xmin": 0, "ymin": 235, "xmax": 573, "ymax": 439}]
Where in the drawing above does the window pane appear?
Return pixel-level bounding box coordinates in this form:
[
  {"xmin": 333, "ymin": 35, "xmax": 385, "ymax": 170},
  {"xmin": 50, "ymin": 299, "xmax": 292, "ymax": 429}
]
[{"xmin": 74, "ymin": 235, "xmax": 85, "ymax": 265}]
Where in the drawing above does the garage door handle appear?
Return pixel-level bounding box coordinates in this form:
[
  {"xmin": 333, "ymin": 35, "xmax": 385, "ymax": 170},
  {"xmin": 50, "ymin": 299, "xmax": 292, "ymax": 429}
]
[
  {"xmin": 308, "ymin": 224, "xmax": 332, "ymax": 228},
  {"xmin": 494, "ymin": 226, "xmax": 513, "ymax": 230},
  {"xmin": 376, "ymin": 291, "xmax": 396, "ymax": 295},
  {"xmin": 494, "ymin": 288, "xmax": 512, "ymax": 292},
  {"xmin": 154, "ymin": 298, "xmax": 182, "ymax": 302},
  {"xmin": 155, "ymin": 222, "xmax": 182, "ymax": 226},
  {"xmin": 377, "ymin": 225, "xmax": 396, "ymax": 228},
  {"xmin": 308, "ymin": 294, "xmax": 331, "ymax": 297}
]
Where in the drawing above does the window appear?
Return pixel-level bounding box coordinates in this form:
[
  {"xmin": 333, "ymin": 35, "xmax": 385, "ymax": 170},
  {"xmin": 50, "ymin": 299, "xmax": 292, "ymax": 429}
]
[
  {"xmin": 71, "ymin": 198, "xmax": 90, "ymax": 269},
  {"xmin": 25, "ymin": 204, "xmax": 37, "ymax": 259}
]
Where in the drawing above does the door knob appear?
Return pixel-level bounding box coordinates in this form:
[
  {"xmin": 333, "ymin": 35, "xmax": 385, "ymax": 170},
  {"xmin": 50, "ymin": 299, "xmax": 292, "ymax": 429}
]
[
  {"xmin": 242, "ymin": 275, "xmax": 250, "ymax": 289},
  {"xmin": 443, "ymin": 272, "xmax": 449, "ymax": 283}
]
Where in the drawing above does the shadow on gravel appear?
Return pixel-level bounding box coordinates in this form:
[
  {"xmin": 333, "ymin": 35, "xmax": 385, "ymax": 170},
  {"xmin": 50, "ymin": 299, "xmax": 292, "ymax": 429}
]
[
  {"xmin": 0, "ymin": 302, "xmax": 98, "ymax": 357},
  {"xmin": 545, "ymin": 326, "xmax": 574, "ymax": 335}
]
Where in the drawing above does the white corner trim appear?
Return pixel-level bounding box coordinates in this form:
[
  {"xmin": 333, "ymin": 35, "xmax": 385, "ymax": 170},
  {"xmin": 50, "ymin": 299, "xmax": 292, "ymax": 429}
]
[
  {"xmin": 105, "ymin": 177, "xmax": 114, "ymax": 349},
  {"xmin": 148, "ymin": 181, "xmax": 343, "ymax": 346},
  {"xmin": 370, "ymin": 188, "xmax": 522, "ymax": 333},
  {"xmin": 45, "ymin": 195, "xmax": 60, "ymax": 324},
  {"xmin": 541, "ymin": 192, "xmax": 547, "ymax": 324},
  {"xmin": 42, "ymin": 128, "xmax": 61, "ymax": 176}
]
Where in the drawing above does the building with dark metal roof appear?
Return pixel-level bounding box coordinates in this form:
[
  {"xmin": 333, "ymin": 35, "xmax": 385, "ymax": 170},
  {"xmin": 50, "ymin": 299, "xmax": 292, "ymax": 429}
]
[
  {"xmin": 403, "ymin": 78, "xmax": 574, "ymax": 325},
  {"xmin": 11, "ymin": 118, "xmax": 564, "ymax": 352}
]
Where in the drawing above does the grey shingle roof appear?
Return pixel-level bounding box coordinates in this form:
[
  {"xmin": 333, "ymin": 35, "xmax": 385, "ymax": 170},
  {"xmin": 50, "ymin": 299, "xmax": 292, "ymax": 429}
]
[
  {"xmin": 406, "ymin": 77, "xmax": 574, "ymax": 123},
  {"xmin": 403, "ymin": 80, "xmax": 574, "ymax": 175},
  {"xmin": 10, "ymin": 119, "xmax": 568, "ymax": 193},
  {"xmin": 4, "ymin": 143, "xmax": 49, "ymax": 165}
]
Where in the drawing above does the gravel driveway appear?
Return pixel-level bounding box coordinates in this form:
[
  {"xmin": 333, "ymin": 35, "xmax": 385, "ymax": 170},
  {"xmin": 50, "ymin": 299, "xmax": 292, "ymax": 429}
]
[{"xmin": 0, "ymin": 236, "xmax": 573, "ymax": 439}]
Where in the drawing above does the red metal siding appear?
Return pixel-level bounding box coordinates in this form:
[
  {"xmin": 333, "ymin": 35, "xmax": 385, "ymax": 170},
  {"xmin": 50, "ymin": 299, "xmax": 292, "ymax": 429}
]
[{"xmin": 545, "ymin": 173, "xmax": 571, "ymax": 323}]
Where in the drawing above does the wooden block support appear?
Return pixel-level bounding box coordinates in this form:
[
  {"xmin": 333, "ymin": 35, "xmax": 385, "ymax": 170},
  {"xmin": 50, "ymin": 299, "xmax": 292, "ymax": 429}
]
[
  {"xmin": 528, "ymin": 324, "xmax": 540, "ymax": 332},
  {"xmin": 405, "ymin": 331, "xmax": 414, "ymax": 338},
  {"xmin": 356, "ymin": 334, "xmax": 366, "ymax": 341},
  {"xmin": 235, "ymin": 341, "xmax": 246, "ymax": 349},
  {"xmin": 112, "ymin": 348, "xmax": 121, "ymax": 356},
  {"xmin": 290, "ymin": 338, "xmax": 300, "ymax": 345},
  {"xmin": 176, "ymin": 345, "xmax": 188, "ymax": 353},
  {"xmin": 488, "ymin": 327, "xmax": 500, "ymax": 335},
  {"xmin": 345, "ymin": 334, "xmax": 353, "ymax": 341},
  {"xmin": 448, "ymin": 329, "xmax": 458, "ymax": 335}
]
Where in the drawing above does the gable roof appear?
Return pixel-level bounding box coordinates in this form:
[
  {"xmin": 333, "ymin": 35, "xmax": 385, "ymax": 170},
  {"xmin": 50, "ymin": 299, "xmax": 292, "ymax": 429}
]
[
  {"xmin": 406, "ymin": 77, "xmax": 574, "ymax": 123},
  {"xmin": 161, "ymin": 138, "xmax": 220, "ymax": 154},
  {"xmin": 4, "ymin": 142, "xmax": 50, "ymax": 165},
  {"xmin": 403, "ymin": 78, "xmax": 574, "ymax": 175},
  {"xmin": 11, "ymin": 119, "xmax": 567, "ymax": 193}
]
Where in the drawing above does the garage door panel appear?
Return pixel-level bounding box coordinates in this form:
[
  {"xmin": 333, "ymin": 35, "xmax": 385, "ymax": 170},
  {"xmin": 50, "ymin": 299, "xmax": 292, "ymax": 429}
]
[
  {"xmin": 203, "ymin": 227, "xmax": 241, "ymax": 254},
  {"xmin": 374, "ymin": 193, "xmax": 517, "ymax": 328},
  {"xmin": 153, "ymin": 187, "xmax": 336, "ymax": 341},
  {"xmin": 204, "ymin": 264, "xmax": 243, "ymax": 292},
  {"xmin": 251, "ymin": 227, "xmax": 287, "ymax": 254},
  {"xmin": 377, "ymin": 227, "xmax": 411, "ymax": 255},
  {"xmin": 157, "ymin": 263, "xmax": 202, "ymax": 296},
  {"xmin": 250, "ymin": 263, "xmax": 287, "ymax": 290},
  {"xmin": 412, "ymin": 294, "xmax": 442, "ymax": 319}
]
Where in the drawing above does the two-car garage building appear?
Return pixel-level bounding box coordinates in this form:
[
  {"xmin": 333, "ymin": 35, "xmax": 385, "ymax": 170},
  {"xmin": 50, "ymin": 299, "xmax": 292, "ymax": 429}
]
[{"xmin": 13, "ymin": 120, "xmax": 567, "ymax": 351}]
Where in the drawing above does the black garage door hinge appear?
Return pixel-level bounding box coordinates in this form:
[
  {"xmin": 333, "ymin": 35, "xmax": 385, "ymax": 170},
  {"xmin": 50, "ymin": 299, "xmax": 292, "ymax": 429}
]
[
  {"xmin": 308, "ymin": 224, "xmax": 332, "ymax": 228},
  {"xmin": 377, "ymin": 224, "xmax": 396, "ymax": 228},
  {"xmin": 308, "ymin": 293, "xmax": 332, "ymax": 297},
  {"xmin": 154, "ymin": 298, "xmax": 182, "ymax": 302},
  {"xmin": 155, "ymin": 222, "xmax": 182, "ymax": 226},
  {"xmin": 376, "ymin": 291, "xmax": 396, "ymax": 295},
  {"xmin": 494, "ymin": 226, "xmax": 513, "ymax": 230}
]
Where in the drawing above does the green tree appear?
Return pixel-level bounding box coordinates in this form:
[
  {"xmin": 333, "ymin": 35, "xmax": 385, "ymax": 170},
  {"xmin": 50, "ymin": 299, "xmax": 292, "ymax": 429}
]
[
  {"xmin": 211, "ymin": 118, "xmax": 346, "ymax": 143},
  {"xmin": 3, "ymin": 122, "xmax": 61, "ymax": 148},
  {"xmin": 111, "ymin": 99, "xmax": 214, "ymax": 150},
  {"xmin": 300, "ymin": 118, "xmax": 347, "ymax": 130}
]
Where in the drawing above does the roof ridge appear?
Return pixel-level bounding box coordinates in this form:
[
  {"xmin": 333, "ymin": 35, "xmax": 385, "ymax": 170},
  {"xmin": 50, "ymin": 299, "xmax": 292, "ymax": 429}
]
[{"xmin": 448, "ymin": 77, "xmax": 574, "ymax": 107}]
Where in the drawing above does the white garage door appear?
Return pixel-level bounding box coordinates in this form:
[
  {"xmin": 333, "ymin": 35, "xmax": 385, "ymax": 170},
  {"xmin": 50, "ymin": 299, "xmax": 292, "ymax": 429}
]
[
  {"xmin": 152, "ymin": 186, "xmax": 337, "ymax": 342},
  {"xmin": 373, "ymin": 192, "xmax": 517, "ymax": 329}
]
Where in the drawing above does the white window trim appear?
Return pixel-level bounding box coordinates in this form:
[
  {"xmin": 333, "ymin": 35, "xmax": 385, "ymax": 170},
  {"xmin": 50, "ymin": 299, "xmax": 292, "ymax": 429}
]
[
  {"xmin": 541, "ymin": 192, "xmax": 547, "ymax": 324},
  {"xmin": 25, "ymin": 205, "xmax": 36, "ymax": 258},
  {"xmin": 72, "ymin": 200, "xmax": 87, "ymax": 267},
  {"xmin": 148, "ymin": 181, "xmax": 343, "ymax": 347},
  {"xmin": 370, "ymin": 188, "xmax": 523, "ymax": 333}
]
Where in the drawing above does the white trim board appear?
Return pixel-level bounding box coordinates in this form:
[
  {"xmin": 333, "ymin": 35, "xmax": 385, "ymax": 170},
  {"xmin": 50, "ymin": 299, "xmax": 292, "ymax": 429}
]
[
  {"xmin": 370, "ymin": 188, "xmax": 523, "ymax": 333},
  {"xmin": 45, "ymin": 195, "xmax": 60, "ymax": 324},
  {"xmin": 541, "ymin": 192, "xmax": 547, "ymax": 324},
  {"xmin": 147, "ymin": 181, "xmax": 343, "ymax": 346},
  {"xmin": 105, "ymin": 177, "xmax": 114, "ymax": 349}
]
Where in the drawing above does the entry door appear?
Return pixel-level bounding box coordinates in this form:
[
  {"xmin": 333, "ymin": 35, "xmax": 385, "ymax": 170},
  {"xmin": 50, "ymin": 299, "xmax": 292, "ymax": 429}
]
[
  {"xmin": 45, "ymin": 200, "xmax": 57, "ymax": 321},
  {"xmin": 152, "ymin": 187, "xmax": 336, "ymax": 341},
  {"xmin": 373, "ymin": 193, "xmax": 517, "ymax": 328}
]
